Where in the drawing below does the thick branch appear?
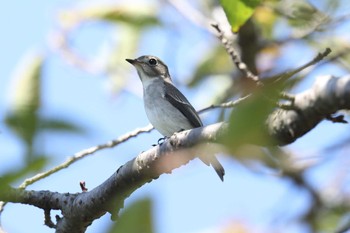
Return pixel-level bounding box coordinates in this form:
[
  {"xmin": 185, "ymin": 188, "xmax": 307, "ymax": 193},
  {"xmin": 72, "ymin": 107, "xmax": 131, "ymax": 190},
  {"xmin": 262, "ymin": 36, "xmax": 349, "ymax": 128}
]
[
  {"xmin": 0, "ymin": 186, "xmax": 64, "ymax": 210},
  {"xmin": 1, "ymin": 75, "xmax": 349, "ymax": 232},
  {"xmin": 267, "ymin": 75, "xmax": 350, "ymax": 145},
  {"xmin": 0, "ymin": 123, "xmax": 226, "ymax": 233},
  {"xmin": 98, "ymin": 74, "xmax": 350, "ymax": 221}
]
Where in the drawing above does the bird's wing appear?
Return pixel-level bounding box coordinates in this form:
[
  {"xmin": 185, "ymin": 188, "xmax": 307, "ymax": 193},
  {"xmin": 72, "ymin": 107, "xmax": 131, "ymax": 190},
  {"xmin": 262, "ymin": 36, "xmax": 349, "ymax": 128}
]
[{"xmin": 163, "ymin": 81, "xmax": 202, "ymax": 128}]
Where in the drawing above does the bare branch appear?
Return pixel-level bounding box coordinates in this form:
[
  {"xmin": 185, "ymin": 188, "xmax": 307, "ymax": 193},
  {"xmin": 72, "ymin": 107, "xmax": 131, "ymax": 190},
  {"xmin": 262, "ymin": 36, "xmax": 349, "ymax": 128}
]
[
  {"xmin": 44, "ymin": 209, "xmax": 56, "ymax": 229},
  {"xmin": 211, "ymin": 23, "xmax": 262, "ymax": 85},
  {"xmin": 197, "ymin": 94, "xmax": 250, "ymax": 114},
  {"xmin": 18, "ymin": 124, "xmax": 153, "ymax": 189},
  {"xmin": 9, "ymin": 59, "xmax": 344, "ymax": 191},
  {"xmin": 49, "ymin": 30, "xmax": 104, "ymax": 74},
  {"xmin": 1, "ymin": 75, "xmax": 350, "ymax": 232},
  {"xmin": 15, "ymin": 95, "xmax": 253, "ymax": 190},
  {"xmin": 267, "ymin": 75, "xmax": 350, "ymax": 145},
  {"xmin": 267, "ymin": 48, "xmax": 332, "ymax": 84},
  {"xmin": 0, "ymin": 123, "xmax": 227, "ymax": 233}
]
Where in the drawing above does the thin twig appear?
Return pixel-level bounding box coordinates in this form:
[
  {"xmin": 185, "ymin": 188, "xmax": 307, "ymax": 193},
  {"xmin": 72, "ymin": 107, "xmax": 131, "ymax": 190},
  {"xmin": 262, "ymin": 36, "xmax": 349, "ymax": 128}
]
[
  {"xmin": 268, "ymin": 48, "xmax": 332, "ymax": 84},
  {"xmin": 0, "ymin": 97, "xmax": 251, "ymax": 216},
  {"xmin": 0, "ymin": 124, "xmax": 155, "ymax": 225},
  {"xmin": 198, "ymin": 94, "xmax": 250, "ymax": 114},
  {"xmin": 16, "ymin": 97, "xmax": 250, "ymax": 190},
  {"xmin": 12, "ymin": 47, "xmax": 330, "ymax": 192},
  {"xmin": 18, "ymin": 124, "xmax": 154, "ymax": 189},
  {"xmin": 211, "ymin": 23, "xmax": 262, "ymax": 86},
  {"xmin": 0, "ymin": 95, "xmax": 246, "ymax": 217},
  {"xmin": 44, "ymin": 209, "xmax": 56, "ymax": 229},
  {"xmin": 0, "ymin": 124, "xmax": 155, "ymax": 226},
  {"xmin": 50, "ymin": 30, "xmax": 104, "ymax": 74}
]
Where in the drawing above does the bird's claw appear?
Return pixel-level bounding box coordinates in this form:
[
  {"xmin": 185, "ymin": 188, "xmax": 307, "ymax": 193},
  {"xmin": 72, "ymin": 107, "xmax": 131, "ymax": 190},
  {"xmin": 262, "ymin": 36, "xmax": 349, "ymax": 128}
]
[{"xmin": 156, "ymin": 136, "xmax": 168, "ymax": 146}]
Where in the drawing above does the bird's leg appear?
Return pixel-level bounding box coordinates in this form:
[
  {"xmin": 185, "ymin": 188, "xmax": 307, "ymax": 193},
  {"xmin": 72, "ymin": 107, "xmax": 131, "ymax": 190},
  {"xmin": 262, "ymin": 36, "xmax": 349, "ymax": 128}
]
[
  {"xmin": 158, "ymin": 137, "xmax": 167, "ymax": 145},
  {"xmin": 152, "ymin": 136, "xmax": 168, "ymax": 146}
]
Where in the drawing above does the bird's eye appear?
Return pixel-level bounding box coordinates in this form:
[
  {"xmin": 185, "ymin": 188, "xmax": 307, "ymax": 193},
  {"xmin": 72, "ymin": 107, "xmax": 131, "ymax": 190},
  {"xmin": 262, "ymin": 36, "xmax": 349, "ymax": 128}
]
[{"xmin": 148, "ymin": 58, "xmax": 157, "ymax": 66}]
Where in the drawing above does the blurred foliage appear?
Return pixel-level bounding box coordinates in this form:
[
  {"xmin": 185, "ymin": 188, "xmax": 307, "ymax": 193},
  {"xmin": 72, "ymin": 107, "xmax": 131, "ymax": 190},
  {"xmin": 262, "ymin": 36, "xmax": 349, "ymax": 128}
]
[
  {"xmin": 187, "ymin": 45, "xmax": 232, "ymax": 87},
  {"xmin": 273, "ymin": 0, "xmax": 331, "ymax": 38},
  {"xmin": 220, "ymin": 0, "xmax": 261, "ymax": 32},
  {"xmin": 0, "ymin": 157, "xmax": 47, "ymax": 191},
  {"xmin": 53, "ymin": 1, "xmax": 350, "ymax": 231},
  {"xmin": 6, "ymin": 53, "xmax": 43, "ymax": 149},
  {"xmin": 108, "ymin": 198, "xmax": 153, "ymax": 233},
  {"xmin": 58, "ymin": 4, "xmax": 161, "ymax": 94},
  {"xmin": 37, "ymin": 119, "xmax": 86, "ymax": 134},
  {"xmin": 59, "ymin": 5, "xmax": 160, "ymax": 28},
  {"xmin": 4, "ymin": 52, "xmax": 85, "ymax": 168},
  {"xmin": 2, "ymin": 0, "xmax": 350, "ymax": 232},
  {"xmin": 253, "ymin": 5, "xmax": 277, "ymax": 39},
  {"xmin": 222, "ymin": 87, "xmax": 279, "ymax": 151}
]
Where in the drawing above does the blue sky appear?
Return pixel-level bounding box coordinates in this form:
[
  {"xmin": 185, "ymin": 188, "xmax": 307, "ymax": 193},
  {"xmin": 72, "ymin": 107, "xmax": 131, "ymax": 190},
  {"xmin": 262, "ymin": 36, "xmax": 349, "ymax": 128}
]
[{"xmin": 1, "ymin": 1, "xmax": 349, "ymax": 233}]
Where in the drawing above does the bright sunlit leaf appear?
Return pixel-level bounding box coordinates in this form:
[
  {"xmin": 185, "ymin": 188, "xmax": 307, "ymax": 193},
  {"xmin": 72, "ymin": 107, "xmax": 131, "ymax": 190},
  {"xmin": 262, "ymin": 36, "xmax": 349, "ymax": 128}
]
[
  {"xmin": 220, "ymin": 0, "xmax": 261, "ymax": 32},
  {"xmin": 254, "ymin": 6, "xmax": 277, "ymax": 38},
  {"xmin": 6, "ymin": 52, "xmax": 44, "ymax": 145},
  {"xmin": 60, "ymin": 5, "xmax": 159, "ymax": 29},
  {"xmin": 10, "ymin": 52, "xmax": 43, "ymax": 115}
]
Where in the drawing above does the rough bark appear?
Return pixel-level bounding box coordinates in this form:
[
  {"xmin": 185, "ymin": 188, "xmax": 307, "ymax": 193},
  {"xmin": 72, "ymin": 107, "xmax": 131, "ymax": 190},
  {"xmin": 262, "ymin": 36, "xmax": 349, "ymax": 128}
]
[
  {"xmin": 1, "ymin": 75, "xmax": 349, "ymax": 232},
  {"xmin": 267, "ymin": 75, "xmax": 350, "ymax": 145}
]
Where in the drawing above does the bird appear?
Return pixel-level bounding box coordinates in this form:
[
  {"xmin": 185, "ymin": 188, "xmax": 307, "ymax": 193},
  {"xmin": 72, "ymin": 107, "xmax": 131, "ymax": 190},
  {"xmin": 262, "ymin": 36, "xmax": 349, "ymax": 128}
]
[{"xmin": 126, "ymin": 55, "xmax": 225, "ymax": 181}]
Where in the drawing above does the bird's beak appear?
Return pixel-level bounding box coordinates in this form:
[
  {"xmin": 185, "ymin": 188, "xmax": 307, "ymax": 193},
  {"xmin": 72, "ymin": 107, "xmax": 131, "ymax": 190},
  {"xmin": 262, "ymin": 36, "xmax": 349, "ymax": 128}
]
[{"xmin": 126, "ymin": 58, "xmax": 139, "ymax": 65}]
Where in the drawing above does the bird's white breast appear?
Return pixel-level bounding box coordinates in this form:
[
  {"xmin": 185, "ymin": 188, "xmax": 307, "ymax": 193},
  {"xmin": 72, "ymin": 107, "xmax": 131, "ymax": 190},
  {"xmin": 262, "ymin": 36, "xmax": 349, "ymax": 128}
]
[{"xmin": 142, "ymin": 79, "xmax": 192, "ymax": 137}]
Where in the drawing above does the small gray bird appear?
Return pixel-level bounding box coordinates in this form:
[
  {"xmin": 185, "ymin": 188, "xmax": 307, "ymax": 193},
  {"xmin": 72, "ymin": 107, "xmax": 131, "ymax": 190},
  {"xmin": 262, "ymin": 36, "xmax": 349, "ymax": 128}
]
[{"xmin": 126, "ymin": 55, "xmax": 225, "ymax": 181}]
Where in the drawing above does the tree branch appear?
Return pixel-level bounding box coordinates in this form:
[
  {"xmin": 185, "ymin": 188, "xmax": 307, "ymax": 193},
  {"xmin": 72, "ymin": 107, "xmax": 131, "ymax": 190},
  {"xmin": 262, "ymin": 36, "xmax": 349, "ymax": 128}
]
[
  {"xmin": 197, "ymin": 95, "xmax": 250, "ymax": 114},
  {"xmin": 265, "ymin": 48, "xmax": 332, "ymax": 84},
  {"xmin": 0, "ymin": 124, "xmax": 154, "ymax": 217},
  {"xmin": 211, "ymin": 23, "xmax": 261, "ymax": 85},
  {"xmin": 267, "ymin": 75, "xmax": 350, "ymax": 145},
  {"xmin": 1, "ymin": 75, "xmax": 349, "ymax": 232},
  {"xmin": 0, "ymin": 123, "xmax": 227, "ymax": 233},
  {"xmin": 14, "ymin": 94, "xmax": 250, "ymax": 192},
  {"xmin": 18, "ymin": 124, "xmax": 154, "ymax": 189}
]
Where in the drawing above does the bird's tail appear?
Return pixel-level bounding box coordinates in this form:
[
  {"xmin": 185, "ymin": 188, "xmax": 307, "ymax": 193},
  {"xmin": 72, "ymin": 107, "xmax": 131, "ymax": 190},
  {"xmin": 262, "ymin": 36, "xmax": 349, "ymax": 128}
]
[
  {"xmin": 210, "ymin": 156, "xmax": 225, "ymax": 181},
  {"xmin": 200, "ymin": 156, "xmax": 225, "ymax": 181}
]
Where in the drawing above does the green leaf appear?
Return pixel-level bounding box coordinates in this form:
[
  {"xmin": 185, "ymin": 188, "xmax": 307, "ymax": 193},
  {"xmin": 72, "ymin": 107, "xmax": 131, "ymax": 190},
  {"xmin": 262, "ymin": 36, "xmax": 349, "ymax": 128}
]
[
  {"xmin": 220, "ymin": 0, "xmax": 261, "ymax": 32},
  {"xmin": 10, "ymin": 52, "xmax": 43, "ymax": 115},
  {"xmin": 188, "ymin": 46, "xmax": 232, "ymax": 87},
  {"xmin": 0, "ymin": 156, "xmax": 48, "ymax": 190},
  {"xmin": 108, "ymin": 198, "xmax": 153, "ymax": 233},
  {"xmin": 38, "ymin": 118, "xmax": 86, "ymax": 134},
  {"xmin": 275, "ymin": 0, "xmax": 330, "ymax": 38},
  {"xmin": 6, "ymin": 52, "xmax": 44, "ymax": 144},
  {"xmin": 60, "ymin": 5, "xmax": 159, "ymax": 29},
  {"xmin": 221, "ymin": 87, "xmax": 280, "ymax": 155}
]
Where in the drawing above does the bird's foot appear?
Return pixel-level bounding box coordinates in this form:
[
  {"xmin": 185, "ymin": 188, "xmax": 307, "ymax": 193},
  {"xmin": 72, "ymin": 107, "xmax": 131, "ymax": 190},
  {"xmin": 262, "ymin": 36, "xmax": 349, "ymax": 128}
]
[
  {"xmin": 158, "ymin": 136, "xmax": 168, "ymax": 145},
  {"xmin": 152, "ymin": 136, "xmax": 168, "ymax": 146}
]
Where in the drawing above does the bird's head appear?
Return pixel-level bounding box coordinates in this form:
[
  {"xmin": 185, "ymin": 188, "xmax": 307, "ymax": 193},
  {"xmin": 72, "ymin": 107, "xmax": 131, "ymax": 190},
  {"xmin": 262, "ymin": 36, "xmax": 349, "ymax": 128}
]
[{"xmin": 126, "ymin": 55, "xmax": 171, "ymax": 82}]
